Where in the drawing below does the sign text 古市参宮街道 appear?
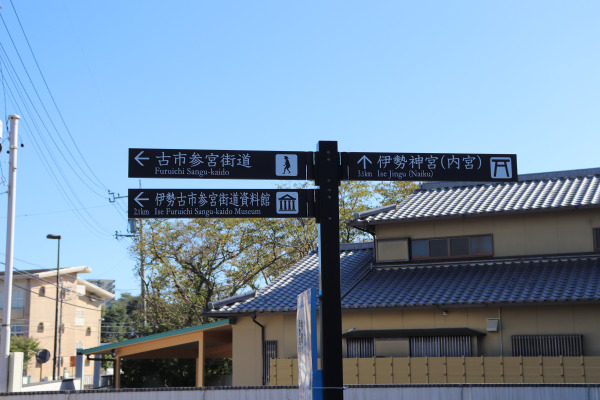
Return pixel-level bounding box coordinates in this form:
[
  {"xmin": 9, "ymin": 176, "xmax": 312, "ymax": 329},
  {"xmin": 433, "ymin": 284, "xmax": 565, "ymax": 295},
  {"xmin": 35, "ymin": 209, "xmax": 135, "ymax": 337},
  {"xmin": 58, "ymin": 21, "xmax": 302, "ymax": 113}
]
[{"xmin": 128, "ymin": 148, "xmax": 314, "ymax": 180}]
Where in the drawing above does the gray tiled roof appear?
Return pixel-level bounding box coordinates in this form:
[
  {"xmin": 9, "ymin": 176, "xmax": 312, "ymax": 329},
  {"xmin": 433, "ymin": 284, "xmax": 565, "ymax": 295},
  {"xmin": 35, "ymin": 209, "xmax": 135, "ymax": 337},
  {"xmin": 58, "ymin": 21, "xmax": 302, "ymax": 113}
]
[
  {"xmin": 205, "ymin": 250, "xmax": 600, "ymax": 314},
  {"xmin": 343, "ymin": 256, "xmax": 600, "ymax": 309},
  {"xmin": 352, "ymin": 170, "xmax": 600, "ymax": 226},
  {"xmin": 204, "ymin": 242, "xmax": 374, "ymax": 314}
]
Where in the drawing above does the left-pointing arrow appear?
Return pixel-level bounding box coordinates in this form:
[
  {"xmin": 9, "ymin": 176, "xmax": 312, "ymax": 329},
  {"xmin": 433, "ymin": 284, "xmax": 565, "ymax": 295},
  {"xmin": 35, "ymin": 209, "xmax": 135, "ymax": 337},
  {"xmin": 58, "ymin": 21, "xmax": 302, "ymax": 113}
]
[
  {"xmin": 135, "ymin": 151, "xmax": 150, "ymax": 166},
  {"xmin": 135, "ymin": 192, "xmax": 149, "ymax": 207}
]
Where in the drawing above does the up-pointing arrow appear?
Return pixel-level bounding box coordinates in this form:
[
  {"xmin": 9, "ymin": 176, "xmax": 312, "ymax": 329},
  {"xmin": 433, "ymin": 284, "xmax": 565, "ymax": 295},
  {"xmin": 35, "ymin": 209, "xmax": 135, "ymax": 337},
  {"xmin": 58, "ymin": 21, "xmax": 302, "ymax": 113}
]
[
  {"xmin": 357, "ymin": 155, "xmax": 372, "ymax": 169},
  {"xmin": 134, "ymin": 192, "xmax": 149, "ymax": 207},
  {"xmin": 135, "ymin": 151, "xmax": 150, "ymax": 166}
]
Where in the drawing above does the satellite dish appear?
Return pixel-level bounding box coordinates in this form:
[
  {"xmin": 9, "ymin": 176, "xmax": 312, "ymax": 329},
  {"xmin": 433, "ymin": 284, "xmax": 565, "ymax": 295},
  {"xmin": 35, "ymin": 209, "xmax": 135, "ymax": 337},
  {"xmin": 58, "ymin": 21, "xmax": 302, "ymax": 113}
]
[{"xmin": 35, "ymin": 349, "xmax": 51, "ymax": 364}]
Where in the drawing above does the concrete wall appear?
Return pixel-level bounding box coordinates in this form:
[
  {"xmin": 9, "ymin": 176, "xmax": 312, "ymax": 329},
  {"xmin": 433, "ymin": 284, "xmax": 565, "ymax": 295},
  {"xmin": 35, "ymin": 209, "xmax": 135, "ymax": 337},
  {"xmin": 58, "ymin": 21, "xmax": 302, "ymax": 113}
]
[{"xmin": 375, "ymin": 209, "xmax": 600, "ymax": 257}]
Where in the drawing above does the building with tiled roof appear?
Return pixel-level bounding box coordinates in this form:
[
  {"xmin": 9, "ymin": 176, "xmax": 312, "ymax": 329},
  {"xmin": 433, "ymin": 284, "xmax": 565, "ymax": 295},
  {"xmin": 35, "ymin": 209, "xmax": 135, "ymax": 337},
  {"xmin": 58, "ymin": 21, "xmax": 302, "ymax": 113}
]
[{"xmin": 206, "ymin": 167, "xmax": 600, "ymax": 387}]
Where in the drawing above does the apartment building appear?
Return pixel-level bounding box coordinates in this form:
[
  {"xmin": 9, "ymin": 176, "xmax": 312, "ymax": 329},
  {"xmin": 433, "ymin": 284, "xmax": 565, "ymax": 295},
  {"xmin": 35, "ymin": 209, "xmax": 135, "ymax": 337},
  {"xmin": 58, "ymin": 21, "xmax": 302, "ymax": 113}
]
[{"xmin": 0, "ymin": 266, "xmax": 113, "ymax": 383}]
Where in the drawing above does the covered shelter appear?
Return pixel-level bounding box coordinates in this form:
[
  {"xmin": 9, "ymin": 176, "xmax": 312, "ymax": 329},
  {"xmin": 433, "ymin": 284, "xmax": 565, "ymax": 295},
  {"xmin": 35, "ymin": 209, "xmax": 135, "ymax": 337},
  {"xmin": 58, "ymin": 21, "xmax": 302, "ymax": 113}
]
[{"xmin": 80, "ymin": 319, "xmax": 234, "ymax": 388}]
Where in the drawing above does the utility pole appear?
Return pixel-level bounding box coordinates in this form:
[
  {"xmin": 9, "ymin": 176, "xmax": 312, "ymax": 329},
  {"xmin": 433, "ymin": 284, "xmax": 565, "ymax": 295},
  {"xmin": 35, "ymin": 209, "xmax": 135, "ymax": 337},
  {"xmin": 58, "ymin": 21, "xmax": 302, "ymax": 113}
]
[
  {"xmin": 0, "ymin": 115, "xmax": 20, "ymax": 392},
  {"xmin": 46, "ymin": 234, "xmax": 61, "ymax": 380},
  {"xmin": 58, "ymin": 282, "xmax": 63, "ymax": 378}
]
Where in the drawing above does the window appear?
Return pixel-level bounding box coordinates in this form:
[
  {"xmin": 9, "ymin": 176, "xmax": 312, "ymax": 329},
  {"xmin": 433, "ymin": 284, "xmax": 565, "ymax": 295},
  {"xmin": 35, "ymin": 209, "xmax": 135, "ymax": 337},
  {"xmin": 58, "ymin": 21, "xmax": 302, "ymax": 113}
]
[
  {"xmin": 10, "ymin": 325, "xmax": 25, "ymax": 336},
  {"xmin": 76, "ymin": 285, "xmax": 86, "ymax": 296},
  {"xmin": 263, "ymin": 340, "xmax": 278, "ymax": 383},
  {"xmin": 75, "ymin": 310, "xmax": 85, "ymax": 327},
  {"xmin": 347, "ymin": 338, "xmax": 375, "ymax": 358},
  {"xmin": 450, "ymin": 237, "xmax": 469, "ymax": 256},
  {"xmin": 0, "ymin": 287, "xmax": 26, "ymax": 310},
  {"xmin": 429, "ymin": 239, "xmax": 448, "ymax": 257},
  {"xmin": 411, "ymin": 235, "xmax": 493, "ymax": 261},
  {"xmin": 511, "ymin": 335, "xmax": 583, "ymax": 356},
  {"xmin": 12, "ymin": 288, "xmax": 26, "ymax": 309},
  {"xmin": 594, "ymin": 228, "xmax": 600, "ymax": 252},
  {"xmin": 376, "ymin": 239, "xmax": 409, "ymax": 263},
  {"xmin": 410, "ymin": 336, "xmax": 472, "ymax": 357},
  {"xmin": 411, "ymin": 240, "xmax": 428, "ymax": 258}
]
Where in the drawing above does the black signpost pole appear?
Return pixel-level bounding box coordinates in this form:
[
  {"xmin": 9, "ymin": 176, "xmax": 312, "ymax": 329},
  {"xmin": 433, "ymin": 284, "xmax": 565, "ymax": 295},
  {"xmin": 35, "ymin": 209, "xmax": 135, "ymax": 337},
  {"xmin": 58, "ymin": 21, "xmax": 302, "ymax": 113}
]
[{"xmin": 315, "ymin": 141, "xmax": 343, "ymax": 400}]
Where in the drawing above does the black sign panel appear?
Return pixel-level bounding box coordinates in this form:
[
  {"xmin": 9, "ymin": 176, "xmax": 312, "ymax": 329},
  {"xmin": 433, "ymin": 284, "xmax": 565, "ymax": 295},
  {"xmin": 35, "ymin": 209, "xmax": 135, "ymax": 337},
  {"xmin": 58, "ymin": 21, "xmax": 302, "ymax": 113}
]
[
  {"xmin": 129, "ymin": 148, "xmax": 313, "ymax": 180},
  {"xmin": 128, "ymin": 188, "xmax": 315, "ymax": 219},
  {"xmin": 342, "ymin": 152, "xmax": 518, "ymax": 182}
]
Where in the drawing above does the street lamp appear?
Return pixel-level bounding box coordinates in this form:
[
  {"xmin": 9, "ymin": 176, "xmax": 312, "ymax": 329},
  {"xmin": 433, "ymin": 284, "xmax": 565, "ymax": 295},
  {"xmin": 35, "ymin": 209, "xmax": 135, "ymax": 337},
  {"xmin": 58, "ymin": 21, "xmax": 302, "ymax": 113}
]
[{"xmin": 47, "ymin": 234, "xmax": 61, "ymax": 381}]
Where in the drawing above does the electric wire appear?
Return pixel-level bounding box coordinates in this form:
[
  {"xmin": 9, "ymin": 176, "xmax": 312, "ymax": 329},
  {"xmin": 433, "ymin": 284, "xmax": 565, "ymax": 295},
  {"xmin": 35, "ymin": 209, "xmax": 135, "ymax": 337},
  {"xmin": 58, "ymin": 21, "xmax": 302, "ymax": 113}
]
[
  {"xmin": 0, "ymin": 9, "xmax": 118, "ymax": 238},
  {"xmin": 0, "ymin": 49, "xmax": 112, "ymax": 237},
  {"xmin": 1, "ymin": 262, "xmax": 116, "ymax": 305},
  {"xmin": 0, "ymin": 33, "xmax": 107, "ymax": 199},
  {"xmin": 8, "ymin": 0, "xmax": 109, "ymax": 192},
  {"xmin": 12, "ymin": 283, "xmax": 108, "ymax": 312},
  {"xmin": 0, "ymin": 13, "xmax": 107, "ymax": 197},
  {"xmin": 0, "ymin": 204, "xmax": 113, "ymax": 218}
]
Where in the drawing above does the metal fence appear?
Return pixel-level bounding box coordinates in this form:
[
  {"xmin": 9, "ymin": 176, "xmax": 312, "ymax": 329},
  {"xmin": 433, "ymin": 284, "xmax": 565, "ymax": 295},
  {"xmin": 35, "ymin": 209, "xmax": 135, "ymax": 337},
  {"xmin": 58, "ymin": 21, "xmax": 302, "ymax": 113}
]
[
  {"xmin": 410, "ymin": 336, "xmax": 472, "ymax": 357},
  {"xmin": 512, "ymin": 335, "xmax": 583, "ymax": 357}
]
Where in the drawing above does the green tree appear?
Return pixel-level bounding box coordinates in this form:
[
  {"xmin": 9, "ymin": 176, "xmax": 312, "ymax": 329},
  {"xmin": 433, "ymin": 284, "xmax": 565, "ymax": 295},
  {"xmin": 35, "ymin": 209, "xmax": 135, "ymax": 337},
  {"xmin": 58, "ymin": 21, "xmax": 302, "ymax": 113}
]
[
  {"xmin": 131, "ymin": 181, "xmax": 416, "ymax": 331},
  {"xmin": 374, "ymin": 181, "xmax": 419, "ymax": 205},
  {"xmin": 10, "ymin": 335, "xmax": 40, "ymax": 370},
  {"xmin": 102, "ymin": 293, "xmax": 142, "ymax": 343}
]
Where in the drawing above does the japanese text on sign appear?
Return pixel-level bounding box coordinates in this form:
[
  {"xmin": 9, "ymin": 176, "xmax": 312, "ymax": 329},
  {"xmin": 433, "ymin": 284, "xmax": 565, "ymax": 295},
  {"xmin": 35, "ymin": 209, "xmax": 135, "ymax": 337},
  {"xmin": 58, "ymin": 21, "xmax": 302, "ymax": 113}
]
[
  {"xmin": 128, "ymin": 189, "xmax": 315, "ymax": 219},
  {"xmin": 129, "ymin": 148, "xmax": 313, "ymax": 180},
  {"xmin": 343, "ymin": 152, "xmax": 517, "ymax": 181}
]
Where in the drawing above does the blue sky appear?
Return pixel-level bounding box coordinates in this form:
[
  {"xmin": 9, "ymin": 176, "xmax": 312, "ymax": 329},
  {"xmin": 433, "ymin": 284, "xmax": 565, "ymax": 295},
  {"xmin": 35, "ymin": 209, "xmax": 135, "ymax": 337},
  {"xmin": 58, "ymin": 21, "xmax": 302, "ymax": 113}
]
[{"xmin": 0, "ymin": 1, "xmax": 598, "ymax": 297}]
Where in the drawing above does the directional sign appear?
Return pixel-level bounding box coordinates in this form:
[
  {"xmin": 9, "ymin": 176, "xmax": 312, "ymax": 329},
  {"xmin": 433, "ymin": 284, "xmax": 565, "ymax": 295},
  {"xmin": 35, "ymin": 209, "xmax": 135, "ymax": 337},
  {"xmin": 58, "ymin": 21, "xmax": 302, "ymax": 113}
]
[
  {"xmin": 128, "ymin": 188, "xmax": 315, "ymax": 219},
  {"xmin": 129, "ymin": 148, "xmax": 314, "ymax": 180},
  {"xmin": 342, "ymin": 152, "xmax": 518, "ymax": 182}
]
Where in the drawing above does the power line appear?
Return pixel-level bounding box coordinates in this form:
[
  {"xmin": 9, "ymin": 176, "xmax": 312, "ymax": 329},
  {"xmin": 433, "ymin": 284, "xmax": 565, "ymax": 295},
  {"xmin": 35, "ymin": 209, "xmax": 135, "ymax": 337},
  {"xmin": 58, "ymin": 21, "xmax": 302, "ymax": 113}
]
[
  {"xmin": 0, "ymin": 260, "xmax": 117, "ymax": 305},
  {"xmin": 0, "ymin": 12, "xmax": 107, "ymax": 196},
  {"xmin": 0, "ymin": 59, "xmax": 112, "ymax": 237},
  {"xmin": 12, "ymin": 282, "xmax": 108, "ymax": 312},
  {"xmin": 0, "ymin": 204, "xmax": 113, "ymax": 218},
  {"xmin": 8, "ymin": 0, "xmax": 109, "ymax": 192},
  {"xmin": 0, "ymin": 7, "xmax": 118, "ymax": 238}
]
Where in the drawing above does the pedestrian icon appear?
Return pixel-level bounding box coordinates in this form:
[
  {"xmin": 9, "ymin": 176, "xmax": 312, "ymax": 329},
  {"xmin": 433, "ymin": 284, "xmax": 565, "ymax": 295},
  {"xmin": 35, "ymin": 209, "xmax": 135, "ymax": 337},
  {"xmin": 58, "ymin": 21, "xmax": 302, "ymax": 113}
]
[
  {"xmin": 490, "ymin": 157, "xmax": 513, "ymax": 179},
  {"xmin": 276, "ymin": 192, "xmax": 299, "ymax": 214},
  {"xmin": 276, "ymin": 154, "xmax": 298, "ymax": 176}
]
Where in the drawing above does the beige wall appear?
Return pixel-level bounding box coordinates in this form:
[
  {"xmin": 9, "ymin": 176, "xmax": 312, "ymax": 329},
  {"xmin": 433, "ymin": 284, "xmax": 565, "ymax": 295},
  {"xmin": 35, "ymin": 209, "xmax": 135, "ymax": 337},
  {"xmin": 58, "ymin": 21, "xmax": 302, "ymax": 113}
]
[
  {"xmin": 232, "ymin": 317, "xmax": 261, "ymax": 386},
  {"xmin": 0, "ymin": 274, "xmax": 105, "ymax": 382},
  {"xmin": 233, "ymin": 304, "xmax": 600, "ymax": 386},
  {"xmin": 376, "ymin": 209, "xmax": 600, "ymax": 257}
]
